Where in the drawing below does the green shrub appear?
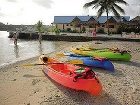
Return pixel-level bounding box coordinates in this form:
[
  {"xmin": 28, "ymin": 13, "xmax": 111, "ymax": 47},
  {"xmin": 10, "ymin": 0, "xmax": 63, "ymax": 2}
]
[
  {"xmin": 61, "ymin": 29, "xmax": 67, "ymax": 32},
  {"xmin": 97, "ymin": 28, "xmax": 105, "ymax": 34},
  {"xmin": 66, "ymin": 28, "xmax": 71, "ymax": 32},
  {"xmin": 71, "ymin": 30, "xmax": 78, "ymax": 33},
  {"xmin": 117, "ymin": 26, "xmax": 122, "ymax": 34},
  {"xmin": 53, "ymin": 28, "xmax": 60, "ymax": 35}
]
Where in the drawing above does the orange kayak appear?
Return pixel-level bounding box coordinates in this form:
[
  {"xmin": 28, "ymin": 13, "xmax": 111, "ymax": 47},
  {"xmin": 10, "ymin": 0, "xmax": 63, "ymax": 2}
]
[{"xmin": 40, "ymin": 56, "xmax": 102, "ymax": 96}]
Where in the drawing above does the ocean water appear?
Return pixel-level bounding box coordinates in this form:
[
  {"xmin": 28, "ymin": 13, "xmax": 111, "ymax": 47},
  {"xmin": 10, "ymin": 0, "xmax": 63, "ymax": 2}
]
[{"xmin": 0, "ymin": 31, "xmax": 58, "ymax": 67}]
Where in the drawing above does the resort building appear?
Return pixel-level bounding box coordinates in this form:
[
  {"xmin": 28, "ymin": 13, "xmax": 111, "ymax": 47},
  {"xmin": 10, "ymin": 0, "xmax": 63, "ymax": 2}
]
[
  {"xmin": 126, "ymin": 16, "xmax": 140, "ymax": 28},
  {"xmin": 53, "ymin": 16, "xmax": 130, "ymax": 34},
  {"xmin": 119, "ymin": 16, "xmax": 140, "ymax": 34}
]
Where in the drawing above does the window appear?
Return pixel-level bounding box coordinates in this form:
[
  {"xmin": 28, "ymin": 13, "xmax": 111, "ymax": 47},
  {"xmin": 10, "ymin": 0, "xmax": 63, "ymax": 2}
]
[
  {"xmin": 89, "ymin": 25, "xmax": 95, "ymax": 28},
  {"xmin": 109, "ymin": 25, "xmax": 114, "ymax": 28},
  {"xmin": 77, "ymin": 24, "xmax": 81, "ymax": 27}
]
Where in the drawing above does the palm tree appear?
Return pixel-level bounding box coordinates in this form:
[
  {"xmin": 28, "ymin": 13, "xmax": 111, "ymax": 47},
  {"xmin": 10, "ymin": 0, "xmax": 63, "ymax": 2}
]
[
  {"xmin": 83, "ymin": 0, "xmax": 128, "ymax": 35},
  {"xmin": 35, "ymin": 20, "xmax": 44, "ymax": 44}
]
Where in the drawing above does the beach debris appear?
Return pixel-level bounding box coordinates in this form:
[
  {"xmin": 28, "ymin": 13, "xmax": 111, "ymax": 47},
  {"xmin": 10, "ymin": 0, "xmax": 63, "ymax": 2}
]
[
  {"xmin": 134, "ymin": 48, "xmax": 140, "ymax": 52},
  {"xmin": 55, "ymin": 95, "xmax": 60, "ymax": 97},
  {"xmin": 12, "ymin": 79, "xmax": 17, "ymax": 81},
  {"xmin": 27, "ymin": 103, "xmax": 30, "ymax": 105},
  {"xmin": 95, "ymin": 42, "xmax": 102, "ymax": 44},
  {"xmin": 13, "ymin": 70, "xmax": 18, "ymax": 72},
  {"xmin": 32, "ymin": 79, "xmax": 41, "ymax": 85}
]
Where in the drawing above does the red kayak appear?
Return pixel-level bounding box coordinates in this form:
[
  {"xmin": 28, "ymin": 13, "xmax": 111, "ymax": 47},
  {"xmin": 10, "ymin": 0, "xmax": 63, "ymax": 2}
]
[{"xmin": 40, "ymin": 56, "xmax": 102, "ymax": 96}]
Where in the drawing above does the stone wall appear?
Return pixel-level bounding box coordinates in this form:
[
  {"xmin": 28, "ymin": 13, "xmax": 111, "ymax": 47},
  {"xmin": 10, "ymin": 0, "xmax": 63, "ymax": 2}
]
[{"xmin": 8, "ymin": 32, "xmax": 140, "ymax": 42}]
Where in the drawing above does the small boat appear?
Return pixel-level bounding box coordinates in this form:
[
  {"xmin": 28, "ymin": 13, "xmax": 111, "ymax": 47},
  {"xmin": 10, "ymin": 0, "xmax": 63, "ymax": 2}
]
[
  {"xmin": 72, "ymin": 48, "xmax": 131, "ymax": 61},
  {"xmin": 39, "ymin": 56, "xmax": 102, "ymax": 96},
  {"xmin": 67, "ymin": 54, "xmax": 114, "ymax": 72}
]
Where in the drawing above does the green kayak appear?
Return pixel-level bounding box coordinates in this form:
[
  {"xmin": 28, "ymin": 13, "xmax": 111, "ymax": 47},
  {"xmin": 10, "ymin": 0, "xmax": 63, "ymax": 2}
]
[{"xmin": 72, "ymin": 48, "xmax": 131, "ymax": 61}]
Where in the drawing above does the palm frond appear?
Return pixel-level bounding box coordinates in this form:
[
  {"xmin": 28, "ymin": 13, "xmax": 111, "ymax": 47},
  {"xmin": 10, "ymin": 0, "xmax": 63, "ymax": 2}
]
[
  {"xmin": 83, "ymin": 0, "xmax": 128, "ymax": 20},
  {"xmin": 92, "ymin": 4, "xmax": 100, "ymax": 9},
  {"xmin": 83, "ymin": 0, "xmax": 99, "ymax": 8},
  {"xmin": 113, "ymin": 3, "xmax": 125, "ymax": 14},
  {"xmin": 115, "ymin": 0, "xmax": 128, "ymax": 5},
  {"xmin": 111, "ymin": 6, "xmax": 121, "ymax": 19},
  {"xmin": 97, "ymin": 6, "xmax": 105, "ymax": 18}
]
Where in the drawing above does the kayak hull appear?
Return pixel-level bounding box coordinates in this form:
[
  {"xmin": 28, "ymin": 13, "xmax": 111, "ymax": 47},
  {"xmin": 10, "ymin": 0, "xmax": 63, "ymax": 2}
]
[
  {"xmin": 68, "ymin": 55, "xmax": 114, "ymax": 72},
  {"xmin": 72, "ymin": 49, "xmax": 131, "ymax": 61},
  {"xmin": 40, "ymin": 56, "xmax": 102, "ymax": 96}
]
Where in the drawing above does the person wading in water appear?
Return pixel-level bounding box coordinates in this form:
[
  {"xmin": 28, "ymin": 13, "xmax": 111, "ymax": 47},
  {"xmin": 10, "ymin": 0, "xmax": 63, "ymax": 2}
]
[
  {"xmin": 13, "ymin": 31, "xmax": 19, "ymax": 45},
  {"xmin": 38, "ymin": 33, "xmax": 42, "ymax": 44}
]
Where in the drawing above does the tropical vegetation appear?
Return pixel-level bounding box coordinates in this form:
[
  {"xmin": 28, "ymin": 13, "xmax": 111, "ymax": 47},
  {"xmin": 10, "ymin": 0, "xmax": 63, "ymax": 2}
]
[
  {"xmin": 35, "ymin": 20, "xmax": 45, "ymax": 33},
  {"xmin": 83, "ymin": 0, "xmax": 128, "ymax": 35},
  {"xmin": 35, "ymin": 20, "xmax": 44, "ymax": 43}
]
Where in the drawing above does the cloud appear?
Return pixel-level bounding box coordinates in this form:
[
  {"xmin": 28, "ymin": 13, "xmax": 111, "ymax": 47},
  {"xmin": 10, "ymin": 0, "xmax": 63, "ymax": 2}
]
[
  {"xmin": 33, "ymin": 0, "xmax": 53, "ymax": 9},
  {"xmin": 0, "ymin": 12, "xmax": 5, "ymax": 17},
  {"xmin": 0, "ymin": 7, "xmax": 5, "ymax": 17},
  {"xmin": 126, "ymin": 0, "xmax": 139, "ymax": 4},
  {"xmin": 6, "ymin": 0, "xmax": 17, "ymax": 2},
  {"xmin": 122, "ymin": 0, "xmax": 140, "ymax": 18}
]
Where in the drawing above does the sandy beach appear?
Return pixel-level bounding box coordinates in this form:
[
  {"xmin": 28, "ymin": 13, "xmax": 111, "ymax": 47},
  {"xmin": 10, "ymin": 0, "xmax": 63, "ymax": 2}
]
[{"xmin": 0, "ymin": 41, "xmax": 140, "ymax": 105}]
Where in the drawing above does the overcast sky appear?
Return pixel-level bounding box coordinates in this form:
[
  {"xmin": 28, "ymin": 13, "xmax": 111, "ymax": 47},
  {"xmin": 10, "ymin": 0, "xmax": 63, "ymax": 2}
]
[{"xmin": 0, "ymin": 0, "xmax": 139, "ymax": 25}]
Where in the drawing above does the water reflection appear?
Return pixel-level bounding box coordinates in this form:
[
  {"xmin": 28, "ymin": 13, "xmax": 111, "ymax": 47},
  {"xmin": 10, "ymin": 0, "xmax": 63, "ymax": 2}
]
[
  {"xmin": 38, "ymin": 43, "xmax": 43, "ymax": 55},
  {"xmin": 0, "ymin": 31, "xmax": 61, "ymax": 66},
  {"xmin": 14, "ymin": 45, "xmax": 19, "ymax": 58}
]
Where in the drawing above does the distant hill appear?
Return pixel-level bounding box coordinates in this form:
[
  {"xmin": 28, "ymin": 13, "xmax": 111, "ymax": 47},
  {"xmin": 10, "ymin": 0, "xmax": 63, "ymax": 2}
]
[
  {"xmin": 0, "ymin": 24, "xmax": 50, "ymax": 32},
  {"xmin": 0, "ymin": 22, "xmax": 5, "ymax": 26}
]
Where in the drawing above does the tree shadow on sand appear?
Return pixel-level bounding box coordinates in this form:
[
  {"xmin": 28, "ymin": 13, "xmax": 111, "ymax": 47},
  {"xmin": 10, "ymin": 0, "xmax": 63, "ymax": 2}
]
[
  {"xmin": 23, "ymin": 74, "xmax": 45, "ymax": 78},
  {"xmin": 41, "ymin": 74, "xmax": 121, "ymax": 105},
  {"xmin": 92, "ymin": 68, "xmax": 125, "ymax": 77},
  {"xmin": 114, "ymin": 61, "xmax": 140, "ymax": 68}
]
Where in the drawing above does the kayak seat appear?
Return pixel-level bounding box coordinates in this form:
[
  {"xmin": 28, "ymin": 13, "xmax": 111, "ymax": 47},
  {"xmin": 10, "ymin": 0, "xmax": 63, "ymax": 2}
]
[
  {"xmin": 73, "ymin": 68, "xmax": 96, "ymax": 82},
  {"xmin": 50, "ymin": 64, "xmax": 73, "ymax": 75}
]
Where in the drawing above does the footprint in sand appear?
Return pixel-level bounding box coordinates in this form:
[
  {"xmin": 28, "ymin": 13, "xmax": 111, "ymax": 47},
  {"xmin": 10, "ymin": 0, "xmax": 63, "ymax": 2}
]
[{"xmin": 32, "ymin": 79, "xmax": 41, "ymax": 85}]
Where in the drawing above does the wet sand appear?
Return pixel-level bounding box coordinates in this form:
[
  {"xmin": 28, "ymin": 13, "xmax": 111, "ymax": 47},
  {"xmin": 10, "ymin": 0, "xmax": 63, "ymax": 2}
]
[{"xmin": 0, "ymin": 41, "xmax": 140, "ymax": 105}]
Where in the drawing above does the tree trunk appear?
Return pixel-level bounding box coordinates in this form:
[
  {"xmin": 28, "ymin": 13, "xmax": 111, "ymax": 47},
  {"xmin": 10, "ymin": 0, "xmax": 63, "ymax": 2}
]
[
  {"xmin": 39, "ymin": 33, "xmax": 42, "ymax": 44},
  {"xmin": 106, "ymin": 9, "xmax": 110, "ymax": 35}
]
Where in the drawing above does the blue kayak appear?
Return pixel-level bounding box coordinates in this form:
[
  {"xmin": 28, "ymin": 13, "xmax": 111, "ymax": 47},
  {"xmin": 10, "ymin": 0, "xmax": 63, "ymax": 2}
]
[{"xmin": 68, "ymin": 54, "xmax": 114, "ymax": 72}]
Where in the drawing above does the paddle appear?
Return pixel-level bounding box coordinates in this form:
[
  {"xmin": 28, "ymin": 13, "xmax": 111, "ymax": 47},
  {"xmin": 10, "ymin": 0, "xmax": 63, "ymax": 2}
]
[
  {"xmin": 75, "ymin": 47, "xmax": 109, "ymax": 51},
  {"xmin": 75, "ymin": 47, "xmax": 131, "ymax": 53},
  {"xmin": 23, "ymin": 59, "xmax": 84, "ymax": 67},
  {"xmin": 56, "ymin": 52, "xmax": 89, "ymax": 57},
  {"xmin": 68, "ymin": 59, "xmax": 83, "ymax": 64},
  {"xmin": 23, "ymin": 63, "xmax": 63, "ymax": 66},
  {"xmin": 56, "ymin": 52, "xmax": 100, "ymax": 58},
  {"xmin": 56, "ymin": 53, "xmax": 70, "ymax": 57},
  {"xmin": 109, "ymin": 48, "xmax": 131, "ymax": 53},
  {"xmin": 76, "ymin": 47, "xmax": 131, "ymax": 54},
  {"xmin": 57, "ymin": 53, "xmax": 109, "ymax": 64}
]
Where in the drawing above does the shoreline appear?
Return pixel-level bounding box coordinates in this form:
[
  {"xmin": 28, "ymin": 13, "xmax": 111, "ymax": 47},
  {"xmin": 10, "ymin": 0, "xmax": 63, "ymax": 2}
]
[
  {"xmin": 0, "ymin": 41, "xmax": 140, "ymax": 105},
  {"xmin": 8, "ymin": 32, "xmax": 140, "ymax": 42},
  {"xmin": 0, "ymin": 56, "xmax": 39, "ymax": 70},
  {"xmin": 0, "ymin": 40, "xmax": 81, "ymax": 70}
]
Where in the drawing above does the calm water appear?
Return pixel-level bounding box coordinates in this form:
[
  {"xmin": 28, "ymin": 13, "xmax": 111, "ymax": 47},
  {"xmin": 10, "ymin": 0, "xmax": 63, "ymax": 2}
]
[{"xmin": 0, "ymin": 31, "xmax": 59, "ymax": 67}]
